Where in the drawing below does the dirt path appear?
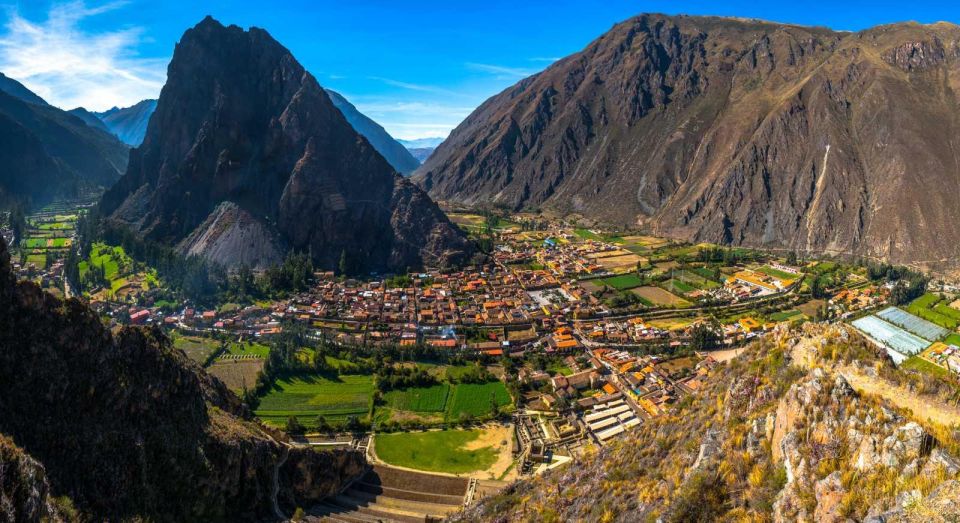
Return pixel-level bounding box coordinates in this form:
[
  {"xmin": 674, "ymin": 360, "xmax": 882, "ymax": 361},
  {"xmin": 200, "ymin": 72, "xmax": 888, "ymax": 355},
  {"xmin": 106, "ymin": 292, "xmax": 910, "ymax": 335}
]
[{"xmin": 271, "ymin": 443, "xmax": 290, "ymax": 520}]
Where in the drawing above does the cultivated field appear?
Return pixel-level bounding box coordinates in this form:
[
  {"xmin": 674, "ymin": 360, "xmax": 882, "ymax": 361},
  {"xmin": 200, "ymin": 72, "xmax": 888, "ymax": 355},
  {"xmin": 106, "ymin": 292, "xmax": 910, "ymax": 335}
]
[
  {"xmin": 255, "ymin": 373, "xmax": 374, "ymax": 426},
  {"xmin": 383, "ymin": 384, "xmax": 450, "ymax": 412},
  {"xmin": 208, "ymin": 359, "xmax": 265, "ymax": 393},
  {"xmin": 447, "ymin": 382, "xmax": 512, "ymax": 420},
  {"xmin": 631, "ymin": 286, "xmax": 690, "ymax": 307}
]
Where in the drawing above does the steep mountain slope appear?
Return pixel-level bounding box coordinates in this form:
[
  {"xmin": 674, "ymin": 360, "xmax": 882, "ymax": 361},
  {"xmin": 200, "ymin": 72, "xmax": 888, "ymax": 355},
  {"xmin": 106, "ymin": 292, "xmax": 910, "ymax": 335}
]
[
  {"xmin": 67, "ymin": 107, "xmax": 111, "ymax": 133},
  {"xmin": 458, "ymin": 324, "xmax": 960, "ymax": 522},
  {"xmin": 0, "ymin": 237, "xmax": 366, "ymax": 522},
  {"xmin": 417, "ymin": 14, "xmax": 960, "ymax": 268},
  {"xmin": 0, "ymin": 72, "xmax": 48, "ymax": 106},
  {"xmin": 94, "ymin": 99, "xmax": 158, "ymax": 146},
  {"xmin": 101, "ymin": 17, "xmax": 471, "ymax": 271},
  {"xmin": 326, "ymin": 89, "xmax": 421, "ymax": 175},
  {"xmin": 0, "ymin": 86, "xmax": 129, "ymax": 206}
]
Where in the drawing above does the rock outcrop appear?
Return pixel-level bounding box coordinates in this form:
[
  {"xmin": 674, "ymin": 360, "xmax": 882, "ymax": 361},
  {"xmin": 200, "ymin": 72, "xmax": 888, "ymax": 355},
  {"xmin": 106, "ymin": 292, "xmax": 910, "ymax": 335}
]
[
  {"xmin": 453, "ymin": 325, "xmax": 960, "ymax": 522},
  {"xmin": 0, "ymin": 237, "xmax": 366, "ymax": 521},
  {"xmin": 417, "ymin": 14, "xmax": 960, "ymax": 268},
  {"xmin": 101, "ymin": 17, "xmax": 471, "ymax": 271}
]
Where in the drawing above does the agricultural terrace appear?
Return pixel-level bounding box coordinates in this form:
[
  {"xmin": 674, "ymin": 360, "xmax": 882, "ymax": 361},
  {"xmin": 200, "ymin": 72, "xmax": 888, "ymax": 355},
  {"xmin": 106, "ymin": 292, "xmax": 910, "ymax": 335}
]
[
  {"xmin": 255, "ymin": 373, "xmax": 374, "ymax": 427},
  {"xmin": 905, "ymin": 293, "xmax": 960, "ymax": 330},
  {"xmin": 79, "ymin": 243, "xmax": 160, "ymax": 298}
]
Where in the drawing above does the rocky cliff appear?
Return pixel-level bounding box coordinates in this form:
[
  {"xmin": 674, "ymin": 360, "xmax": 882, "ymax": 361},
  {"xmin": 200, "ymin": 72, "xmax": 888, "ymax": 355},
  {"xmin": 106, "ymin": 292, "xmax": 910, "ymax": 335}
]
[
  {"xmin": 101, "ymin": 17, "xmax": 471, "ymax": 272},
  {"xmin": 456, "ymin": 324, "xmax": 960, "ymax": 522},
  {"xmin": 417, "ymin": 14, "xmax": 960, "ymax": 268},
  {"xmin": 0, "ymin": 79, "xmax": 128, "ymax": 206},
  {"xmin": 0, "ymin": 237, "xmax": 367, "ymax": 522}
]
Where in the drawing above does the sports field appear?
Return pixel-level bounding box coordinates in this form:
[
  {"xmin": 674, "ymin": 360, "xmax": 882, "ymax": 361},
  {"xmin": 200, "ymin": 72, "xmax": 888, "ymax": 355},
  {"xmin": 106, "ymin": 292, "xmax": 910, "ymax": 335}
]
[
  {"xmin": 255, "ymin": 373, "xmax": 374, "ymax": 426},
  {"xmin": 375, "ymin": 428, "xmax": 500, "ymax": 474}
]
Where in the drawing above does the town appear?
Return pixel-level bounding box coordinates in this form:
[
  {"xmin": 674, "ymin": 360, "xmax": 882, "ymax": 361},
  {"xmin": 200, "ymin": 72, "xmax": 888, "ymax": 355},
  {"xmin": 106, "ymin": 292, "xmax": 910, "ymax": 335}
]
[{"xmin": 4, "ymin": 201, "xmax": 959, "ymax": 519}]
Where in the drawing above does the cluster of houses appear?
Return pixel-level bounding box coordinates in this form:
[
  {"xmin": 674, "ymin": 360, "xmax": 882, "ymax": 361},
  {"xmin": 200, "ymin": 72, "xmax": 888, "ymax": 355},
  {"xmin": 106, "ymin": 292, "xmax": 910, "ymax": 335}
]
[{"xmin": 725, "ymin": 268, "xmax": 796, "ymax": 298}]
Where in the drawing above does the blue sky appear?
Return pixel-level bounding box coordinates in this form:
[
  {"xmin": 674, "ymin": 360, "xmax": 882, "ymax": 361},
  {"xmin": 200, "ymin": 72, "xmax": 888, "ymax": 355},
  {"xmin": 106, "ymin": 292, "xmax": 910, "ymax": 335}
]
[{"xmin": 1, "ymin": 1, "xmax": 958, "ymax": 139}]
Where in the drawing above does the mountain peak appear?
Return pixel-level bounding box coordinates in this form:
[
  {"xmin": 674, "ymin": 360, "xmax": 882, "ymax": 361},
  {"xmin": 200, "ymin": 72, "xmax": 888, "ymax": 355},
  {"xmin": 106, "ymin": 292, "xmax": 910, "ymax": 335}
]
[{"xmin": 102, "ymin": 17, "xmax": 471, "ymax": 272}]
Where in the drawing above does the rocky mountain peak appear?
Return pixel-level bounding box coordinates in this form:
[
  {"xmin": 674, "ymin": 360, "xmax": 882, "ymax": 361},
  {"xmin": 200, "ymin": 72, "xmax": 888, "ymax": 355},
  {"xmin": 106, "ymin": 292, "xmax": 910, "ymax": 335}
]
[{"xmin": 102, "ymin": 16, "xmax": 471, "ymax": 271}]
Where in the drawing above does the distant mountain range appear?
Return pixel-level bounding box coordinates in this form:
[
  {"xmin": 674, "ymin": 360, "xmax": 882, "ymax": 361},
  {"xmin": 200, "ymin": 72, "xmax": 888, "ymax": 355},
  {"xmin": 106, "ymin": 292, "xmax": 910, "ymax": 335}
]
[
  {"xmin": 94, "ymin": 99, "xmax": 158, "ymax": 146},
  {"xmin": 100, "ymin": 16, "xmax": 471, "ymax": 272},
  {"xmin": 0, "ymin": 72, "xmax": 128, "ymax": 206},
  {"xmin": 417, "ymin": 14, "xmax": 960, "ymax": 269},
  {"xmin": 399, "ymin": 137, "xmax": 444, "ymax": 163},
  {"xmin": 325, "ymin": 89, "xmax": 420, "ymax": 175}
]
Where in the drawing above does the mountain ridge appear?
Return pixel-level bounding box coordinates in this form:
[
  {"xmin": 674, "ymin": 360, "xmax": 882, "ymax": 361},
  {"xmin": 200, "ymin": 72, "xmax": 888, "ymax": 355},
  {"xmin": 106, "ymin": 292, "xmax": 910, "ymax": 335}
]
[
  {"xmin": 416, "ymin": 13, "xmax": 960, "ymax": 269},
  {"xmin": 325, "ymin": 89, "xmax": 421, "ymax": 175},
  {"xmin": 94, "ymin": 99, "xmax": 158, "ymax": 146}
]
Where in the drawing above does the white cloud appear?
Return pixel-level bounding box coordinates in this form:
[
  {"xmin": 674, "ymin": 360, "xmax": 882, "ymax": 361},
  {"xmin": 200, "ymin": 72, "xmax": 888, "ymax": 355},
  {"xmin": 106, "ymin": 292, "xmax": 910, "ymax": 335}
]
[
  {"xmin": 349, "ymin": 98, "xmax": 472, "ymax": 140},
  {"xmin": 0, "ymin": 1, "xmax": 166, "ymax": 110},
  {"xmin": 465, "ymin": 62, "xmax": 534, "ymax": 78}
]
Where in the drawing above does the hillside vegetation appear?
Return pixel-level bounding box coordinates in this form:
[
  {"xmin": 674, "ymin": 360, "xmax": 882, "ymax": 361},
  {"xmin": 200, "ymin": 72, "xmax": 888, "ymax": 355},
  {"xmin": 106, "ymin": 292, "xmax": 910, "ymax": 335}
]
[{"xmin": 455, "ymin": 324, "xmax": 960, "ymax": 522}]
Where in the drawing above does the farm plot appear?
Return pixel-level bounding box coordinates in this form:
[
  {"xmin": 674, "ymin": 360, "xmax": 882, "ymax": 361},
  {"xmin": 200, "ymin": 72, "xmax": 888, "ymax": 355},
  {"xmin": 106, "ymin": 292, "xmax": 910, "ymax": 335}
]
[
  {"xmin": 255, "ymin": 373, "xmax": 374, "ymax": 426},
  {"xmin": 596, "ymin": 254, "xmax": 645, "ymax": 272},
  {"xmin": 757, "ymin": 266, "xmax": 800, "ymax": 280},
  {"xmin": 172, "ymin": 335, "xmax": 221, "ymax": 363},
  {"xmin": 446, "ymin": 382, "xmax": 512, "ymax": 420},
  {"xmin": 662, "ymin": 278, "xmax": 697, "ymax": 295},
  {"xmin": 631, "ymin": 286, "xmax": 690, "ymax": 307},
  {"xmin": 208, "ymin": 359, "xmax": 265, "ymax": 393},
  {"xmin": 383, "ymin": 384, "xmax": 450, "ymax": 413},
  {"xmin": 595, "ymin": 273, "xmax": 643, "ymax": 290}
]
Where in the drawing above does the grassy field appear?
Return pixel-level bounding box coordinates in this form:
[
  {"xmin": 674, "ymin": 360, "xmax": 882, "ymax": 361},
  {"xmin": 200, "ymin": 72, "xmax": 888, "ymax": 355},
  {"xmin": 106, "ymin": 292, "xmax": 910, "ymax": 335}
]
[
  {"xmin": 383, "ymin": 384, "xmax": 450, "ymax": 412},
  {"xmin": 944, "ymin": 333, "xmax": 960, "ymax": 346},
  {"xmin": 769, "ymin": 310, "xmax": 804, "ymax": 322},
  {"xmin": 172, "ymin": 335, "xmax": 221, "ymax": 363},
  {"xmin": 662, "ymin": 278, "xmax": 697, "ymax": 294},
  {"xmin": 255, "ymin": 373, "xmax": 374, "ymax": 426},
  {"xmin": 224, "ymin": 341, "xmax": 270, "ymax": 358},
  {"xmin": 905, "ymin": 294, "xmax": 958, "ymax": 330},
  {"xmin": 573, "ymin": 228, "xmax": 602, "ymax": 241},
  {"xmin": 447, "ymin": 382, "xmax": 512, "ymax": 420},
  {"xmin": 597, "ymin": 273, "xmax": 643, "ymax": 290},
  {"xmin": 757, "ymin": 266, "xmax": 799, "ymax": 280},
  {"xmin": 375, "ymin": 429, "xmax": 499, "ymax": 474},
  {"xmin": 901, "ymin": 356, "xmax": 951, "ymax": 378}
]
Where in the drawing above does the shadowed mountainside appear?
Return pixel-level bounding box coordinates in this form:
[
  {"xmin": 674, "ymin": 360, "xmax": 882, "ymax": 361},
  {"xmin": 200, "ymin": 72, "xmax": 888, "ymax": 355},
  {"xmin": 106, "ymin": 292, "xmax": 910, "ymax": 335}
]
[
  {"xmin": 101, "ymin": 17, "xmax": 471, "ymax": 272},
  {"xmin": 0, "ymin": 237, "xmax": 366, "ymax": 522}
]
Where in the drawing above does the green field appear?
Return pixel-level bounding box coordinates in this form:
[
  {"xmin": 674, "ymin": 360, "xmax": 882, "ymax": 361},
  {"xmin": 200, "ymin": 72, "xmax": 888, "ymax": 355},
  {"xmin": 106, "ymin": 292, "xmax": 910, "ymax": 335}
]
[
  {"xmin": 375, "ymin": 429, "xmax": 499, "ymax": 474},
  {"xmin": 769, "ymin": 310, "xmax": 804, "ymax": 322},
  {"xmin": 573, "ymin": 228, "xmax": 602, "ymax": 241},
  {"xmin": 597, "ymin": 273, "xmax": 643, "ymax": 290},
  {"xmin": 225, "ymin": 341, "xmax": 270, "ymax": 358},
  {"xmin": 662, "ymin": 278, "xmax": 697, "ymax": 294},
  {"xmin": 910, "ymin": 293, "xmax": 941, "ymax": 309},
  {"xmin": 255, "ymin": 373, "xmax": 374, "ymax": 426},
  {"xmin": 383, "ymin": 384, "xmax": 450, "ymax": 412},
  {"xmin": 945, "ymin": 333, "xmax": 960, "ymax": 346},
  {"xmin": 447, "ymin": 382, "xmax": 512, "ymax": 420},
  {"xmin": 172, "ymin": 335, "xmax": 221, "ymax": 363},
  {"xmin": 934, "ymin": 304, "xmax": 960, "ymax": 322},
  {"xmin": 757, "ymin": 266, "xmax": 799, "ymax": 280},
  {"xmin": 24, "ymin": 254, "xmax": 47, "ymax": 268},
  {"xmin": 901, "ymin": 356, "xmax": 951, "ymax": 378}
]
